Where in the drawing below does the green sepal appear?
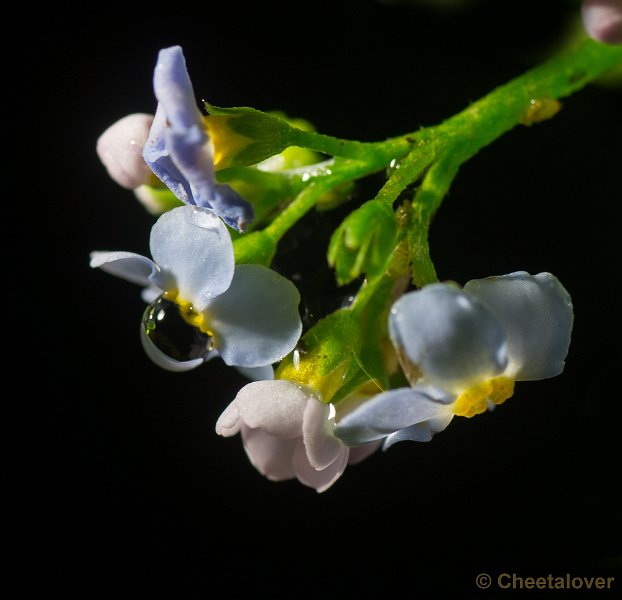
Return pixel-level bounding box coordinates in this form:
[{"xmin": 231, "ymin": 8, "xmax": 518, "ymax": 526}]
[
  {"xmin": 327, "ymin": 200, "xmax": 397, "ymax": 285},
  {"xmin": 233, "ymin": 231, "xmax": 277, "ymax": 266}
]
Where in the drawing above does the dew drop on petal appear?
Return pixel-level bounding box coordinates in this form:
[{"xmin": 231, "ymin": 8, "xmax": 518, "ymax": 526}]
[{"xmin": 142, "ymin": 296, "xmax": 213, "ymax": 362}]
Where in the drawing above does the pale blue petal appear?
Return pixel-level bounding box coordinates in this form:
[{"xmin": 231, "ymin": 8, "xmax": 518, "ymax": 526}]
[
  {"xmin": 464, "ymin": 271, "xmax": 574, "ymax": 380},
  {"xmin": 389, "ymin": 284, "xmax": 508, "ymax": 392},
  {"xmin": 149, "ymin": 206, "xmax": 235, "ymax": 311},
  {"xmin": 139, "ymin": 324, "xmax": 205, "ymax": 372},
  {"xmin": 204, "ymin": 265, "xmax": 302, "ymax": 368},
  {"xmin": 142, "ymin": 46, "xmax": 253, "ymax": 231},
  {"xmin": 334, "ymin": 388, "xmax": 450, "ymax": 446},
  {"xmin": 236, "ymin": 364, "xmax": 275, "ymax": 381},
  {"xmin": 382, "ymin": 413, "xmax": 454, "ymax": 449},
  {"xmin": 89, "ymin": 251, "xmax": 159, "ymax": 287}
]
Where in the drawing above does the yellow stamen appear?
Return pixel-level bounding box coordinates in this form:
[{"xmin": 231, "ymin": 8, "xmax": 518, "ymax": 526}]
[
  {"xmin": 164, "ymin": 290, "xmax": 213, "ymax": 336},
  {"xmin": 453, "ymin": 376, "xmax": 515, "ymax": 418},
  {"xmin": 204, "ymin": 115, "xmax": 252, "ymax": 170}
]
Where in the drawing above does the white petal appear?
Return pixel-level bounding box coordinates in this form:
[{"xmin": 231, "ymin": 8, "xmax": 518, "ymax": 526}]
[
  {"xmin": 149, "ymin": 206, "xmax": 235, "ymax": 310},
  {"xmin": 215, "ymin": 400, "xmax": 242, "ymax": 437},
  {"xmin": 204, "ymin": 264, "xmax": 302, "ymax": 368},
  {"xmin": 241, "ymin": 425, "xmax": 297, "ymax": 481},
  {"xmin": 233, "ymin": 380, "xmax": 314, "ymax": 438},
  {"xmin": 140, "ymin": 324, "xmax": 205, "ymax": 372},
  {"xmin": 347, "ymin": 441, "xmax": 382, "ymax": 465},
  {"xmin": 302, "ymin": 398, "xmax": 344, "ymax": 470},
  {"xmin": 292, "ymin": 442, "xmax": 349, "ymax": 493},
  {"xmin": 334, "ymin": 388, "xmax": 451, "ymax": 446},
  {"xmin": 582, "ymin": 0, "xmax": 622, "ymax": 45},
  {"xmin": 90, "ymin": 251, "xmax": 159, "ymax": 287},
  {"xmin": 464, "ymin": 272, "xmax": 573, "ymax": 380},
  {"xmin": 382, "ymin": 413, "xmax": 454, "ymax": 449},
  {"xmin": 235, "ymin": 364, "xmax": 275, "ymax": 381},
  {"xmin": 389, "ymin": 284, "xmax": 508, "ymax": 392},
  {"xmin": 141, "ymin": 285, "xmax": 163, "ymax": 304}
]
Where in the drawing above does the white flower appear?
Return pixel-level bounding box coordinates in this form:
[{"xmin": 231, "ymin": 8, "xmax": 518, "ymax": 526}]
[
  {"xmin": 582, "ymin": 0, "xmax": 622, "ymax": 45},
  {"xmin": 90, "ymin": 205, "xmax": 302, "ymax": 372},
  {"xmin": 334, "ymin": 272, "xmax": 574, "ymax": 448},
  {"xmin": 216, "ymin": 380, "xmax": 380, "ymax": 492}
]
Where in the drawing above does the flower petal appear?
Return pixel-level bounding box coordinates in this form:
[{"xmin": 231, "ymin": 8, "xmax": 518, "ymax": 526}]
[
  {"xmin": 215, "ymin": 400, "xmax": 242, "ymax": 437},
  {"xmin": 334, "ymin": 388, "xmax": 451, "ymax": 446},
  {"xmin": 241, "ymin": 425, "xmax": 297, "ymax": 481},
  {"xmin": 389, "ymin": 284, "xmax": 508, "ymax": 392},
  {"xmin": 140, "ymin": 324, "xmax": 205, "ymax": 372},
  {"xmin": 89, "ymin": 251, "xmax": 159, "ymax": 287},
  {"xmin": 464, "ymin": 272, "xmax": 573, "ymax": 380},
  {"xmin": 292, "ymin": 442, "xmax": 349, "ymax": 493},
  {"xmin": 232, "ymin": 380, "xmax": 312, "ymax": 438},
  {"xmin": 142, "ymin": 46, "xmax": 253, "ymax": 231},
  {"xmin": 236, "ymin": 364, "xmax": 275, "ymax": 381},
  {"xmin": 347, "ymin": 441, "xmax": 382, "ymax": 465},
  {"xmin": 302, "ymin": 398, "xmax": 344, "ymax": 470},
  {"xmin": 582, "ymin": 0, "xmax": 622, "ymax": 45},
  {"xmin": 149, "ymin": 206, "xmax": 235, "ymax": 310},
  {"xmin": 382, "ymin": 413, "xmax": 454, "ymax": 449},
  {"xmin": 96, "ymin": 113, "xmax": 154, "ymax": 189},
  {"xmin": 204, "ymin": 264, "xmax": 302, "ymax": 368}
]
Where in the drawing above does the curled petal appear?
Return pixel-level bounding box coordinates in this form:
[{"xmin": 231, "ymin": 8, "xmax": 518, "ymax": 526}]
[
  {"xmin": 382, "ymin": 413, "xmax": 454, "ymax": 449},
  {"xmin": 292, "ymin": 442, "xmax": 349, "ymax": 493},
  {"xmin": 582, "ymin": 0, "xmax": 622, "ymax": 45},
  {"xmin": 204, "ymin": 264, "xmax": 302, "ymax": 368},
  {"xmin": 241, "ymin": 425, "xmax": 297, "ymax": 481},
  {"xmin": 142, "ymin": 46, "xmax": 253, "ymax": 231},
  {"xmin": 90, "ymin": 251, "xmax": 159, "ymax": 287},
  {"xmin": 149, "ymin": 206, "xmax": 235, "ymax": 310},
  {"xmin": 347, "ymin": 441, "xmax": 382, "ymax": 465},
  {"xmin": 232, "ymin": 380, "xmax": 312, "ymax": 438},
  {"xmin": 215, "ymin": 401, "xmax": 242, "ymax": 437},
  {"xmin": 96, "ymin": 113, "xmax": 154, "ymax": 189},
  {"xmin": 389, "ymin": 284, "xmax": 508, "ymax": 392},
  {"xmin": 334, "ymin": 388, "xmax": 451, "ymax": 446},
  {"xmin": 464, "ymin": 272, "xmax": 573, "ymax": 380},
  {"xmin": 302, "ymin": 398, "xmax": 344, "ymax": 470},
  {"xmin": 140, "ymin": 324, "xmax": 205, "ymax": 372}
]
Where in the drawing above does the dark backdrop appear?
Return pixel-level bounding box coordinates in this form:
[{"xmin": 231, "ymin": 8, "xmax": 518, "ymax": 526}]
[{"xmin": 38, "ymin": 0, "xmax": 620, "ymax": 597}]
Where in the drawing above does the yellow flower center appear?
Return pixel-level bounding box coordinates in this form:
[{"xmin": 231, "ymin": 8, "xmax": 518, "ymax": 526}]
[
  {"xmin": 163, "ymin": 291, "xmax": 213, "ymax": 336},
  {"xmin": 453, "ymin": 376, "xmax": 515, "ymax": 418},
  {"xmin": 204, "ymin": 115, "xmax": 251, "ymax": 170}
]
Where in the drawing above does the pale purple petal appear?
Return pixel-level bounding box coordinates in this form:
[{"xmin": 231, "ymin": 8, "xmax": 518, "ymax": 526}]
[
  {"xmin": 241, "ymin": 425, "xmax": 297, "ymax": 481},
  {"xmin": 382, "ymin": 413, "xmax": 454, "ymax": 449},
  {"xmin": 97, "ymin": 113, "xmax": 154, "ymax": 189},
  {"xmin": 334, "ymin": 388, "xmax": 451, "ymax": 445},
  {"xmin": 389, "ymin": 284, "xmax": 508, "ymax": 392},
  {"xmin": 464, "ymin": 272, "xmax": 573, "ymax": 381},
  {"xmin": 347, "ymin": 441, "xmax": 382, "ymax": 465},
  {"xmin": 302, "ymin": 398, "xmax": 344, "ymax": 470},
  {"xmin": 204, "ymin": 265, "xmax": 302, "ymax": 368},
  {"xmin": 89, "ymin": 251, "xmax": 159, "ymax": 287},
  {"xmin": 232, "ymin": 380, "xmax": 313, "ymax": 438},
  {"xmin": 292, "ymin": 442, "xmax": 349, "ymax": 493},
  {"xmin": 582, "ymin": 0, "xmax": 622, "ymax": 45},
  {"xmin": 215, "ymin": 401, "xmax": 242, "ymax": 437},
  {"xmin": 149, "ymin": 206, "xmax": 235, "ymax": 310}
]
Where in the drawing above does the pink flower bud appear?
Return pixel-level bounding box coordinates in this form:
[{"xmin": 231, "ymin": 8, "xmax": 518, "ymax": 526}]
[
  {"xmin": 96, "ymin": 113, "xmax": 154, "ymax": 189},
  {"xmin": 582, "ymin": 0, "xmax": 622, "ymax": 45}
]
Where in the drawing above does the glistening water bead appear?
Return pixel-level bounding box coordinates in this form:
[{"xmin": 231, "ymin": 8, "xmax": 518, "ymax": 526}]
[{"xmin": 142, "ymin": 296, "xmax": 213, "ymax": 362}]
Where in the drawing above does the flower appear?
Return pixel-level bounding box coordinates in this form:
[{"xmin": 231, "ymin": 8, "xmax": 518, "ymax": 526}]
[
  {"xmin": 216, "ymin": 380, "xmax": 381, "ymax": 492},
  {"xmin": 90, "ymin": 205, "xmax": 301, "ymax": 372},
  {"xmin": 96, "ymin": 113, "xmax": 155, "ymax": 189},
  {"xmin": 334, "ymin": 272, "xmax": 574, "ymax": 448},
  {"xmin": 582, "ymin": 0, "xmax": 622, "ymax": 45},
  {"xmin": 143, "ymin": 46, "xmax": 254, "ymax": 231}
]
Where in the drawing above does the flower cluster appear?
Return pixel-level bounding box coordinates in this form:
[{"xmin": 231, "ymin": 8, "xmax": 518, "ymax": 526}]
[{"xmin": 92, "ymin": 42, "xmax": 585, "ymax": 492}]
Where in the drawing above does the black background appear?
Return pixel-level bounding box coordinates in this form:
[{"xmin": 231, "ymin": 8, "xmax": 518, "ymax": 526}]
[{"xmin": 36, "ymin": 0, "xmax": 621, "ymax": 597}]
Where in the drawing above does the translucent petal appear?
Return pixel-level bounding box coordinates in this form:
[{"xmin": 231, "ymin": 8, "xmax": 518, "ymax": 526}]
[
  {"xmin": 139, "ymin": 324, "xmax": 205, "ymax": 372},
  {"xmin": 464, "ymin": 272, "xmax": 573, "ymax": 380},
  {"xmin": 204, "ymin": 265, "xmax": 302, "ymax": 368},
  {"xmin": 347, "ymin": 441, "xmax": 382, "ymax": 465},
  {"xmin": 334, "ymin": 388, "xmax": 451, "ymax": 446},
  {"xmin": 382, "ymin": 413, "xmax": 454, "ymax": 449},
  {"xmin": 232, "ymin": 380, "xmax": 311, "ymax": 438},
  {"xmin": 292, "ymin": 442, "xmax": 349, "ymax": 493},
  {"xmin": 302, "ymin": 398, "xmax": 344, "ymax": 470},
  {"xmin": 241, "ymin": 425, "xmax": 297, "ymax": 482},
  {"xmin": 149, "ymin": 206, "xmax": 235, "ymax": 310},
  {"xmin": 90, "ymin": 251, "xmax": 159, "ymax": 287},
  {"xmin": 236, "ymin": 364, "xmax": 275, "ymax": 381},
  {"xmin": 389, "ymin": 284, "xmax": 508, "ymax": 392}
]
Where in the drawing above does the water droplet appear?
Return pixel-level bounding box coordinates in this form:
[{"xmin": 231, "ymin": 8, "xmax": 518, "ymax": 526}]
[{"xmin": 142, "ymin": 296, "xmax": 213, "ymax": 362}]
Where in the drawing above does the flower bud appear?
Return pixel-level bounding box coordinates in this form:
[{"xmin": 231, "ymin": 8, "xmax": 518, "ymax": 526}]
[{"xmin": 582, "ymin": 0, "xmax": 622, "ymax": 45}]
